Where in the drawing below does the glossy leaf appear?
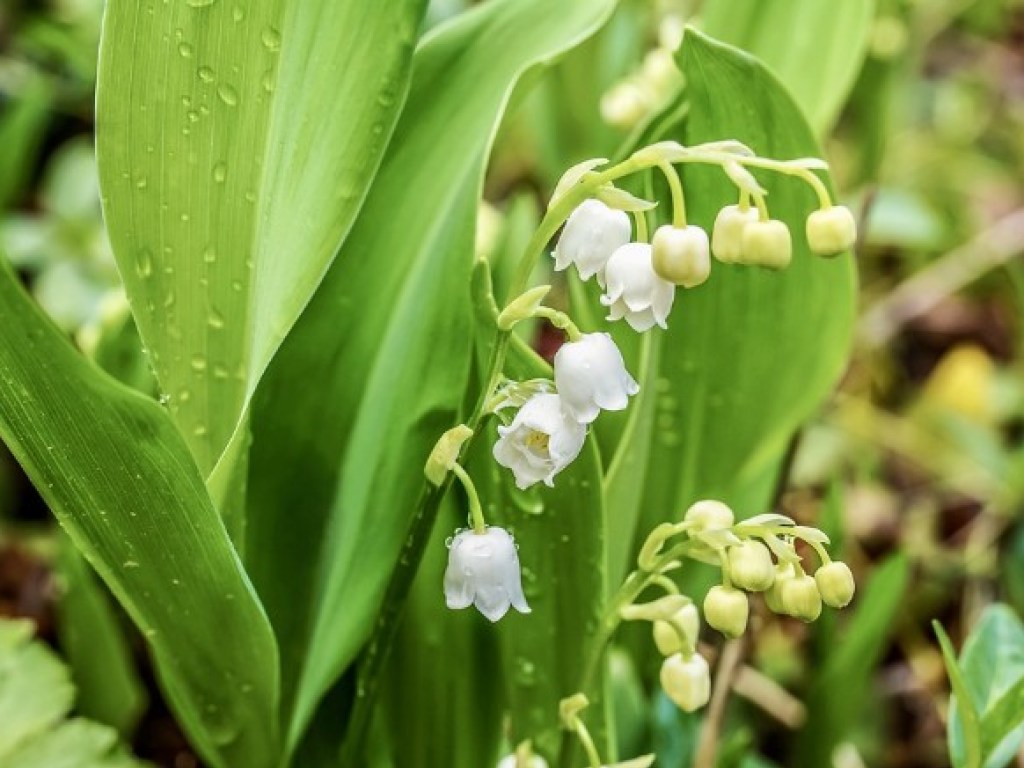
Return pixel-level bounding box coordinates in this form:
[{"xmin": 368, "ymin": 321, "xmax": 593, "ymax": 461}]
[
  {"xmin": 376, "ymin": 497, "xmax": 505, "ymax": 768},
  {"xmin": 937, "ymin": 622, "xmax": 983, "ymax": 768},
  {"xmin": 96, "ymin": 0, "xmax": 424, "ymax": 485},
  {"xmin": 701, "ymin": 0, "xmax": 876, "ymax": 134},
  {"xmin": 947, "ymin": 605, "xmax": 1024, "ymax": 768},
  {"xmin": 244, "ymin": 0, "xmax": 617, "ymax": 754},
  {"xmin": 483, "ymin": 437, "xmax": 608, "ymax": 764},
  {"xmin": 0, "ymin": 259, "xmax": 278, "ymax": 768}
]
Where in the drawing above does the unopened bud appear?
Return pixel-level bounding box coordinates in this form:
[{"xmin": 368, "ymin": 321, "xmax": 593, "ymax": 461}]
[
  {"xmin": 764, "ymin": 563, "xmax": 794, "ymax": 613},
  {"xmin": 642, "ymin": 48, "xmax": 682, "ymax": 95},
  {"xmin": 660, "ymin": 652, "xmax": 710, "ymax": 712},
  {"xmin": 424, "ymin": 425, "xmax": 473, "ymax": 486},
  {"xmin": 600, "ymin": 81, "xmax": 651, "ymax": 129},
  {"xmin": 684, "ymin": 500, "xmax": 734, "ymax": 533},
  {"xmin": 806, "ymin": 205, "xmax": 857, "ymax": 257},
  {"xmin": 476, "ymin": 201, "xmax": 504, "ymax": 260},
  {"xmin": 711, "ymin": 204, "xmax": 758, "ymax": 263},
  {"xmin": 741, "ymin": 219, "xmax": 792, "ymax": 269},
  {"xmin": 780, "ymin": 574, "xmax": 822, "ymax": 622},
  {"xmin": 497, "ymin": 285, "xmax": 552, "ymax": 331},
  {"xmin": 703, "ymin": 585, "xmax": 748, "ymax": 638},
  {"xmin": 727, "ymin": 540, "xmax": 775, "ymax": 592},
  {"xmin": 815, "ymin": 561, "xmax": 856, "ymax": 608},
  {"xmin": 558, "ymin": 693, "xmax": 589, "ymax": 728},
  {"xmin": 653, "ymin": 603, "xmax": 700, "ymax": 656},
  {"xmin": 652, "ymin": 224, "xmax": 711, "ymax": 288}
]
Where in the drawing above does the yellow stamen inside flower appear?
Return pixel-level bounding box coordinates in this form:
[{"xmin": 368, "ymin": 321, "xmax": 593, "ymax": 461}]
[{"xmin": 524, "ymin": 430, "xmax": 550, "ymax": 452}]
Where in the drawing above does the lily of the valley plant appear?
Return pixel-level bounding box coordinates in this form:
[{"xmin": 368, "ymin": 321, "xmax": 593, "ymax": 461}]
[{"xmin": 424, "ymin": 139, "xmax": 858, "ymax": 768}]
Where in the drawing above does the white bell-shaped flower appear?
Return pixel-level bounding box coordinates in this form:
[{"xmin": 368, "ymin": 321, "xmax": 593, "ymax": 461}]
[
  {"xmin": 554, "ymin": 332, "xmax": 639, "ymax": 424},
  {"xmin": 444, "ymin": 527, "xmax": 531, "ymax": 622},
  {"xmin": 600, "ymin": 243, "xmax": 675, "ymax": 332},
  {"xmin": 552, "ymin": 199, "xmax": 632, "ymax": 282},
  {"xmin": 493, "ymin": 393, "xmax": 586, "ymax": 489}
]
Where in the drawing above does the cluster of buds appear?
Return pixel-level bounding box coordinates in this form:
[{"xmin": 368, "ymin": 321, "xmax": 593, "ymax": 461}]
[
  {"xmin": 619, "ymin": 500, "xmax": 855, "ymax": 715},
  {"xmin": 551, "ymin": 142, "xmax": 857, "ymax": 338}
]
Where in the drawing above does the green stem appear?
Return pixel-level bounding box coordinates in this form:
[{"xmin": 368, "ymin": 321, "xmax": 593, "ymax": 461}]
[
  {"xmin": 574, "ymin": 720, "xmax": 604, "ymax": 768},
  {"xmin": 658, "ymin": 160, "xmax": 687, "ymax": 227},
  {"xmin": 809, "ymin": 540, "xmax": 832, "ymax": 567},
  {"xmin": 650, "ymin": 573, "xmax": 680, "ymax": 594},
  {"xmin": 451, "ymin": 463, "xmax": 486, "ymax": 533},
  {"xmin": 632, "ymin": 209, "xmax": 649, "ymax": 242},
  {"xmin": 752, "ymin": 192, "xmax": 770, "ymax": 222},
  {"xmin": 533, "ymin": 306, "xmax": 583, "ymax": 341},
  {"xmin": 558, "ymin": 541, "xmax": 699, "ymax": 768}
]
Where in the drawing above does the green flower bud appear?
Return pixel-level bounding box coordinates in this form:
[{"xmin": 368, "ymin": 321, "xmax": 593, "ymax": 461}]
[
  {"xmin": 703, "ymin": 585, "xmax": 749, "ymax": 638},
  {"xmin": 684, "ymin": 500, "xmax": 734, "ymax": 533},
  {"xmin": 805, "ymin": 205, "xmax": 857, "ymax": 257},
  {"xmin": 660, "ymin": 652, "xmax": 710, "ymax": 712},
  {"xmin": 764, "ymin": 563, "xmax": 794, "ymax": 614},
  {"xmin": 642, "ymin": 47, "xmax": 682, "ymax": 95},
  {"xmin": 740, "ymin": 219, "xmax": 792, "ymax": 269},
  {"xmin": 600, "ymin": 81, "xmax": 651, "ymax": 129},
  {"xmin": 815, "ymin": 561, "xmax": 856, "ymax": 608},
  {"xmin": 652, "ymin": 603, "xmax": 700, "ymax": 656},
  {"xmin": 727, "ymin": 540, "xmax": 775, "ymax": 592},
  {"xmin": 424, "ymin": 424, "xmax": 474, "ymax": 486},
  {"xmin": 652, "ymin": 224, "xmax": 711, "ymax": 288},
  {"xmin": 780, "ymin": 574, "xmax": 822, "ymax": 622},
  {"xmin": 711, "ymin": 204, "xmax": 758, "ymax": 263}
]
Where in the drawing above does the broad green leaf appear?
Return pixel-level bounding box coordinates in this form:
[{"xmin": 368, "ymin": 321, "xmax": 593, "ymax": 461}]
[
  {"xmin": 0, "ymin": 618, "xmax": 149, "ymax": 767},
  {"xmin": 948, "ymin": 605, "xmax": 1024, "ymax": 768},
  {"xmin": 376, "ymin": 497, "xmax": 505, "ymax": 768},
  {"xmin": 959, "ymin": 605, "xmax": 1024, "ymax": 712},
  {"xmin": 792, "ymin": 555, "xmax": 909, "ymax": 768},
  {"xmin": 625, "ymin": 29, "xmax": 856, "ymax": 565},
  {"xmin": 0, "ymin": 260, "xmax": 278, "ymax": 768},
  {"xmin": 937, "ymin": 621, "xmax": 983, "ymax": 768},
  {"xmin": 55, "ymin": 537, "xmax": 147, "ymax": 736},
  {"xmin": 701, "ymin": 0, "xmax": 876, "ymax": 134},
  {"xmin": 485, "ymin": 437, "xmax": 607, "ymax": 764},
  {"xmin": 980, "ymin": 679, "xmax": 1024, "ymax": 768},
  {"xmin": 96, "ymin": 0, "xmax": 425, "ymax": 486},
  {"xmin": 245, "ymin": 0, "xmax": 617, "ymax": 754}
]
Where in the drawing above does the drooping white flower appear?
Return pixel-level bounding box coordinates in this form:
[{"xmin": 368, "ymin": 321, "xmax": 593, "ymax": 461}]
[
  {"xmin": 600, "ymin": 243, "xmax": 675, "ymax": 332},
  {"xmin": 552, "ymin": 199, "xmax": 632, "ymax": 282},
  {"xmin": 554, "ymin": 332, "xmax": 639, "ymax": 424},
  {"xmin": 444, "ymin": 527, "xmax": 531, "ymax": 622},
  {"xmin": 493, "ymin": 393, "xmax": 586, "ymax": 489}
]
